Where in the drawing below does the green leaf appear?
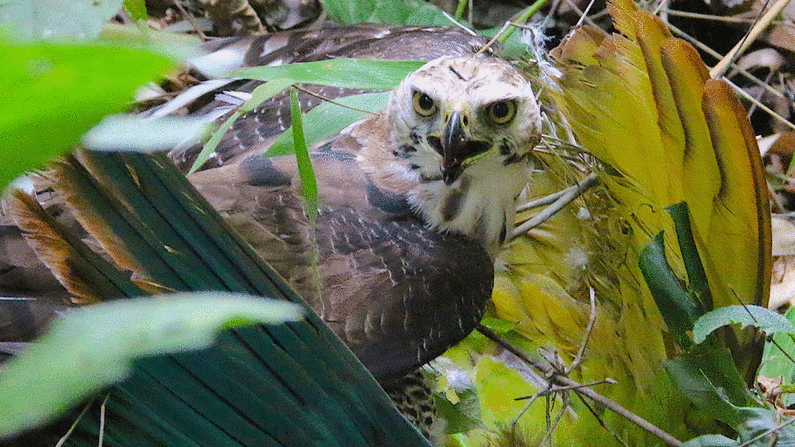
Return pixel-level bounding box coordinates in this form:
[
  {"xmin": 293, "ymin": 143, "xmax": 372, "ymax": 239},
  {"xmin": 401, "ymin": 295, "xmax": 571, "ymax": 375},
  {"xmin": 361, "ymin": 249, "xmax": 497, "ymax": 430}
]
[
  {"xmin": 693, "ymin": 305, "xmax": 795, "ymax": 344},
  {"xmin": 758, "ymin": 306, "xmax": 795, "ymax": 407},
  {"xmin": 323, "ymin": 0, "xmax": 447, "ymax": 25},
  {"xmin": 187, "ymin": 78, "xmax": 294, "ymax": 174},
  {"xmin": 290, "ymin": 87, "xmax": 318, "ymax": 218},
  {"xmin": 664, "ymin": 354, "xmax": 743, "ymax": 426},
  {"xmin": 83, "ymin": 115, "xmax": 211, "ymax": 151},
  {"xmin": 231, "ymin": 59, "xmax": 424, "ymax": 90},
  {"xmin": 123, "ymin": 0, "xmax": 148, "ymax": 21},
  {"xmin": 0, "ymin": 293, "xmax": 304, "ymax": 439},
  {"xmin": 667, "ymin": 201, "xmax": 711, "ymax": 308},
  {"xmin": 267, "ymin": 91, "xmax": 390, "ymax": 157},
  {"xmin": 1, "ymin": 0, "xmax": 124, "ymax": 41},
  {"xmin": 0, "ymin": 43, "xmax": 174, "ymax": 189},
  {"xmin": 680, "ymin": 434, "xmax": 738, "ymax": 447},
  {"xmin": 435, "ymin": 388, "xmax": 484, "ymax": 434},
  {"xmin": 639, "ymin": 231, "xmax": 701, "ymax": 348}
]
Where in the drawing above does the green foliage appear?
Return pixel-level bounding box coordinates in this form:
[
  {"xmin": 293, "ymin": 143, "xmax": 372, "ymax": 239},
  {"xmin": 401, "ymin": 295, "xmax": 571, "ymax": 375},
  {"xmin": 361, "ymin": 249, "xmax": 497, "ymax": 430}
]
[
  {"xmin": 639, "ymin": 231, "xmax": 701, "ymax": 348},
  {"xmin": 0, "ymin": 43, "xmax": 175, "ymax": 189},
  {"xmin": 0, "ymin": 293, "xmax": 303, "ymax": 438},
  {"xmin": 323, "ymin": 0, "xmax": 448, "ymax": 25},
  {"xmin": 231, "ymin": 59, "xmax": 426, "ymax": 90},
  {"xmin": 290, "ymin": 87, "xmax": 318, "ymax": 218},
  {"xmin": 83, "ymin": 115, "xmax": 211, "ymax": 151},
  {"xmin": 693, "ymin": 305, "xmax": 795, "ymax": 344},
  {"xmin": 267, "ymin": 92, "xmax": 391, "ymax": 156},
  {"xmin": 123, "ymin": 0, "xmax": 147, "ymax": 21},
  {"xmin": 758, "ymin": 306, "xmax": 795, "ymax": 407},
  {"xmin": 2, "ymin": 0, "xmax": 124, "ymax": 40}
]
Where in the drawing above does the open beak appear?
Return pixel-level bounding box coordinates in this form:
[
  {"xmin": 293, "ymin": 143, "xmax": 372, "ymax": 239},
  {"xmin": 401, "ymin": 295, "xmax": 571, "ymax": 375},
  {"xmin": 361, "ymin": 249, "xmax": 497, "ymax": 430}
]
[{"xmin": 441, "ymin": 111, "xmax": 490, "ymax": 185}]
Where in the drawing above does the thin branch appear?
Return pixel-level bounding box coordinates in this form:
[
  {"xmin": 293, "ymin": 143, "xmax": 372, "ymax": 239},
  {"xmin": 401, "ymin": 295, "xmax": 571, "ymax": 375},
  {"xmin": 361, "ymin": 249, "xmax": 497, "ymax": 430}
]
[
  {"xmin": 291, "ymin": 85, "xmax": 379, "ymax": 116},
  {"xmin": 477, "ymin": 324, "xmax": 682, "ymax": 446},
  {"xmin": 710, "ymin": 0, "xmax": 790, "ymax": 78},
  {"xmin": 512, "ymin": 173, "xmax": 600, "ymax": 239},
  {"xmin": 573, "ymin": 391, "xmax": 631, "ymax": 447},
  {"xmin": 55, "ymin": 399, "xmax": 95, "ymax": 447},
  {"xmin": 566, "ymin": 288, "xmax": 598, "ymax": 374},
  {"xmin": 98, "ymin": 393, "xmax": 110, "ymax": 447},
  {"xmin": 723, "ymin": 78, "xmax": 795, "ymax": 132},
  {"xmin": 172, "ymin": 0, "xmax": 208, "ymax": 41},
  {"xmin": 475, "ymin": 21, "xmax": 512, "ymax": 57},
  {"xmin": 664, "ymin": 8, "xmax": 788, "ymax": 25},
  {"xmin": 737, "ymin": 416, "xmax": 795, "ymax": 447}
]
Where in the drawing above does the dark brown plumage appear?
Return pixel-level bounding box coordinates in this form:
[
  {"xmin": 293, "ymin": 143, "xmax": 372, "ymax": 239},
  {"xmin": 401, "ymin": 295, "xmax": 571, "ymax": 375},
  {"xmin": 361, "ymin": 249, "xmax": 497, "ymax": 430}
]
[{"xmin": 1, "ymin": 23, "xmax": 541, "ymax": 391}]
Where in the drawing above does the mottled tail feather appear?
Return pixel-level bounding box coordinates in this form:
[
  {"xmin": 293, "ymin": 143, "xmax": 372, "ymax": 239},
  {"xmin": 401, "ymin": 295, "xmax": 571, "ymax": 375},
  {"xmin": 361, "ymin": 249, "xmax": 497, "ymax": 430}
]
[
  {"xmin": 6, "ymin": 189, "xmax": 143, "ymax": 303},
  {"xmin": 383, "ymin": 370, "xmax": 444, "ymax": 442}
]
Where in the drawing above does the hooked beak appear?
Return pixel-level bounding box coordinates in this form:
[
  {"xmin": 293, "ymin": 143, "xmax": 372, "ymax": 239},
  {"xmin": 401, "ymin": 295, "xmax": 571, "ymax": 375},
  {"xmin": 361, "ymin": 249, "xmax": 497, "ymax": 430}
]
[{"xmin": 441, "ymin": 111, "xmax": 490, "ymax": 185}]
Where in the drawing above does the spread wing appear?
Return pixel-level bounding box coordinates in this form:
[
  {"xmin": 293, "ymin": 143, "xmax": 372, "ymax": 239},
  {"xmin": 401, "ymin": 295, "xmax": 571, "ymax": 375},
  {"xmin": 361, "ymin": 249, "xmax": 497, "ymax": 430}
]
[{"xmin": 190, "ymin": 113, "xmax": 494, "ymax": 381}]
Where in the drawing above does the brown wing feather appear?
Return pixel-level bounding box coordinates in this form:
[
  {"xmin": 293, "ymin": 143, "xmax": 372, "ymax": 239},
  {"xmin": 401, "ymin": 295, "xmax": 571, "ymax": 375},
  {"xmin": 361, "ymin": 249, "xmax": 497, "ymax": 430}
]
[{"xmin": 190, "ymin": 113, "xmax": 493, "ymax": 380}]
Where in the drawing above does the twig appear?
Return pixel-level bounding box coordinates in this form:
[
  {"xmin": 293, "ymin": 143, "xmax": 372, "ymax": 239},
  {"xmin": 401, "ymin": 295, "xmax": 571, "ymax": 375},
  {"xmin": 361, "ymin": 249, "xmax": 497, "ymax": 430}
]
[
  {"xmin": 172, "ymin": 0, "xmax": 208, "ymax": 41},
  {"xmin": 515, "ymin": 378, "xmax": 618, "ymax": 396},
  {"xmin": 667, "ymin": 23, "xmax": 788, "ymax": 102},
  {"xmin": 574, "ymin": 0, "xmax": 597, "ymax": 27},
  {"xmin": 573, "ymin": 391, "xmax": 631, "ymax": 447},
  {"xmin": 512, "ymin": 390, "xmax": 543, "ymax": 434},
  {"xmin": 737, "ymin": 416, "xmax": 795, "ymax": 447},
  {"xmin": 442, "ymin": 10, "xmax": 478, "ymax": 36},
  {"xmin": 291, "ymin": 85, "xmax": 378, "ymax": 116},
  {"xmin": 663, "ymin": 8, "xmax": 788, "ymax": 25},
  {"xmin": 477, "ymin": 324, "xmax": 683, "ymax": 446},
  {"xmin": 723, "ymin": 78, "xmax": 795, "ymax": 132},
  {"xmin": 475, "ymin": 21, "xmax": 512, "ymax": 57},
  {"xmin": 55, "ymin": 399, "xmax": 95, "ymax": 447},
  {"xmin": 511, "ymin": 172, "xmax": 600, "ymax": 239},
  {"xmin": 710, "ymin": 0, "xmax": 790, "ymax": 78},
  {"xmin": 98, "ymin": 393, "xmax": 110, "ymax": 447},
  {"xmin": 566, "ymin": 288, "xmax": 598, "ymax": 374},
  {"xmin": 539, "ymin": 403, "xmax": 568, "ymax": 447}
]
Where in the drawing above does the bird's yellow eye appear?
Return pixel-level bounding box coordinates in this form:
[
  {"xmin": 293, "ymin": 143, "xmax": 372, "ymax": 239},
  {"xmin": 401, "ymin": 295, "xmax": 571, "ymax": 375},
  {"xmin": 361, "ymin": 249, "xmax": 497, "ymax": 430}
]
[
  {"xmin": 412, "ymin": 91, "xmax": 437, "ymax": 117},
  {"xmin": 486, "ymin": 100, "xmax": 517, "ymax": 125}
]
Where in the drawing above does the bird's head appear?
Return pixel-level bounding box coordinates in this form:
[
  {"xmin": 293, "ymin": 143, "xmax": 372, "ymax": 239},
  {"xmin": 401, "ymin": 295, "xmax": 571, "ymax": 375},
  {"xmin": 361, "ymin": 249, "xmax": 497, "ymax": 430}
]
[
  {"xmin": 384, "ymin": 55, "xmax": 542, "ymax": 255},
  {"xmin": 387, "ymin": 55, "xmax": 542, "ymax": 185}
]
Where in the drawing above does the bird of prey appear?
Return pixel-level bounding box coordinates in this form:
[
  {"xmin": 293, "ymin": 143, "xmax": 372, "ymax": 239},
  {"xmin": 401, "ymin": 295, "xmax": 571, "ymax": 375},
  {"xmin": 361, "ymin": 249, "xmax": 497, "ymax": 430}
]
[
  {"xmin": 186, "ymin": 53, "xmax": 542, "ymax": 380},
  {"xmin": 1, "ymin": 25, "xmax": 542, "ymax": 438}
]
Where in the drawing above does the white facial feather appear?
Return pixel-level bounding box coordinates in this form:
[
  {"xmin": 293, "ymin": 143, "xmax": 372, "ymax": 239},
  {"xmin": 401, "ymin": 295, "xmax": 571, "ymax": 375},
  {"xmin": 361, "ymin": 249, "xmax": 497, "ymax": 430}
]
[{"xmin": 383, "ymin": 55, "xmax": 542, "ymax": 257}]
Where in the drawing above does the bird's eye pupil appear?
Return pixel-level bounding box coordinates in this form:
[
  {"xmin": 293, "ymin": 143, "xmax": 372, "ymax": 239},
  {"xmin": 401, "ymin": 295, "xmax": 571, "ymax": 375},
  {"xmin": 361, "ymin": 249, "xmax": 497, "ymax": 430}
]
[
  {"xmin": 419, "ymin": 94, "xmax": 434, "ymax": 111},
  {"xmin": 412, "ymin": 91, "xmax": 437, "ymax": 117},
  {"xmin": 487, "ymin": 100, "xmax": 516, "ymax": 124},
  {"xmin": 493, "ymin": 102, "xmax": 509, "ymax": 118}
]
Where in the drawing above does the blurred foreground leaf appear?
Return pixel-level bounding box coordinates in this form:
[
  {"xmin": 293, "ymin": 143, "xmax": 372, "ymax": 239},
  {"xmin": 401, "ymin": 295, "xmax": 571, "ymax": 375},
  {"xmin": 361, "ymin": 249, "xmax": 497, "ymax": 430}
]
[
  {"xmin": 0, "ymin": 43, "xmax": 174, "ymax": 189},
  {"xmin": 0, "ymin": 293, "xmax": 303, "ymax": 438}
]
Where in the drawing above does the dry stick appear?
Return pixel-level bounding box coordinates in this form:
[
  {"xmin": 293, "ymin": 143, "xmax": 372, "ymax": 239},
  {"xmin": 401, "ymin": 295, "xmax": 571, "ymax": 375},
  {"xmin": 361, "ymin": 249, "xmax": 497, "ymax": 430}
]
[
  {"xmin": 737, "ymin": 416, "xmax": 795, "ymax": 447},
  {"xmin": 172, "ymin": 0, "xmax": 208, "ymax": 41},
  {"xmin": 573, "ymin": 392, "xmax": 631, "ymax": 447},
  {"xmin": 723, "ymin": 78, "xmax": 795, "ymax": 132},
  {"xmin": 98, "ymin": 393, "xmax": 110, "ymax": 447},
  {"xmin": 710, "ymin": 0, "xmax": 791, "ymax": 79},
  {"xmin": 665, "ymin": 8, "xmax": 788, "ymax": 25},
  {"xmin": 666, "ymin": 23, "xmax": 787, "ymax": 102},
  {"xmin": 566, "ymin": 288, "xmax": 598, "ymax": 374},
  {"xmin": 55, "ymin": 399, "xmax": 95, "ymax": 447},
  {"xmin": 477, "ymin": 324, "xmax": 683, "ymax": 447},
  {"xmin": 511, "ymin": 172, "xmax": 600, "ymax": 239},
  {"xmin": 539, "ymin": 403, "xmax": 569, "ymax": 447},
  {"xmin": 291, "ymin": 85, "xmax": 378, "ymax": 116}
]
